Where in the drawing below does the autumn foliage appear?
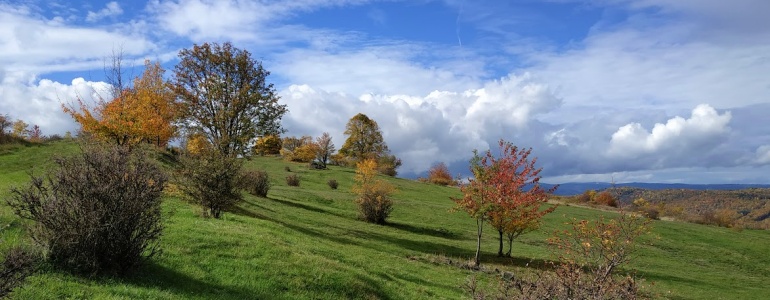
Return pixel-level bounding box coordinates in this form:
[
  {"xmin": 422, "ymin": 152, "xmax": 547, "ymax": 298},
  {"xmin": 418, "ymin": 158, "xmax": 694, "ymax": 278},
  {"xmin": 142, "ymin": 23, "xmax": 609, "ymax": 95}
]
[
  {"xmin": 428, "ymin": 162, "xmax": 455, "ymax": 186},
  {"xmin": 453, "ymin": 139, "xmax": 556, "ymax": 266},
  {"xmin": 353, "ymin": 159, "xmax": 395, "ymax": 224},
  {"xmin": 63, "ymin": 60, "xmax": 177, "ymax": 147}
]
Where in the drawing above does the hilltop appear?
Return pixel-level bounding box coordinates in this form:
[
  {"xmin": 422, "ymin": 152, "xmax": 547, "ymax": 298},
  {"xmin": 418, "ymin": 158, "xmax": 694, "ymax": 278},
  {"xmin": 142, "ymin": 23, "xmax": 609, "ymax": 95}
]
[{"xmin": 1, "ymin": 141, "xmax": 769, "ymax": 299}]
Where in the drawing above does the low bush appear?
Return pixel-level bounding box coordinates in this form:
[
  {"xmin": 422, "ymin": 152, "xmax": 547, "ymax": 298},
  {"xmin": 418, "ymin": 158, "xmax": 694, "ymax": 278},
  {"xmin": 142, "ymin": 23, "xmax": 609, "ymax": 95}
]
[
  {"xmin": 239, "ymin": 170, "xmax": 271, "ymax": 197},
  {"xmin": 178, "ymin": 151, "xmax": 243, "ymax": 218},
  {"xmin": 428, "ymin": 162, "xmax": 455, "ymax": 186},
  {"xmin": 6, "ymin": 145, "xmax": 166, "ymax": 275},
  {"xmin": 353, "ymin": 159, "xmax": 395, "ymax": 224},
  {"xmin": 286, "ymin": 174, "xmax": 300, "ymax": 187},
  {"xmin": 327, "ymin": 179, "xmax": 339, "ymax": 190}
]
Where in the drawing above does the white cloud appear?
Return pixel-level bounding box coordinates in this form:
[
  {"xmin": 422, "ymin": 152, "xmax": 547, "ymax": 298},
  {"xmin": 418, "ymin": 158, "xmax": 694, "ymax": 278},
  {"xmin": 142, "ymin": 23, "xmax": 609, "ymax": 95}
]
[
  {"xmin": 608, "ymin": 104, "xmax": 731, "ymax": 159},
  {"xmin": 148, "ymin": 0, "xmax": 376, "ymax": 42},
  {"xmin": 0, "ymin": 5, "xmax": 155, "ymax": 74},
  {"xmin": 756, "ymin": 146, "xmax": 770, "ymax": 165},
  {"xmin": 0, "ymin": 71, "xmax": 111, "ymax": 137},
  {"xmin": 86, "ymin": 2, "xmax": 124, "ymax": 22},
  {"xmin": 273, "ymin": 46, "xmax": 485, "ymax": 96},
  {"xmin": 279, "ymin": 73, "xmax": 561, "ymax": 174}
]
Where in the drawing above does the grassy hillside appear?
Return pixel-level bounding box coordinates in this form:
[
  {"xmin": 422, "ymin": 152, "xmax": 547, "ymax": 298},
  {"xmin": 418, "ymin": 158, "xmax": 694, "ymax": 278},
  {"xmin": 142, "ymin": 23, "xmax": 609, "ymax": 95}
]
[{"xmin": 1, "ymin": 141, "xmax": 769, "ymax": 299}]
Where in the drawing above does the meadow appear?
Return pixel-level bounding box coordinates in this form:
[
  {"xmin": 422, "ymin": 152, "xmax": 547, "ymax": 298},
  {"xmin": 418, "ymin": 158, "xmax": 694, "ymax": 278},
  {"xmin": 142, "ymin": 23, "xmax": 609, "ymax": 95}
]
[{"xmin": 1, "ymin": 141, "xmax": 769, "ymax": 299}]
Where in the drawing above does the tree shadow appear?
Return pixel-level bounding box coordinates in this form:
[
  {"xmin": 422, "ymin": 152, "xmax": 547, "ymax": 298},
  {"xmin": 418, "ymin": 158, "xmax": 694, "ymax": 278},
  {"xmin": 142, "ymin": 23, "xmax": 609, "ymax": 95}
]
[
  {"xmin": 350, "ymin": 229, "xmax": 469, "ymax": 257},
  {"xmin": 112, "ymin": 262, "xmax": 266, "ymax": 299},
  {"xmin": 386, "ymin": 221, "xmax": 461, "ymax": 240}
]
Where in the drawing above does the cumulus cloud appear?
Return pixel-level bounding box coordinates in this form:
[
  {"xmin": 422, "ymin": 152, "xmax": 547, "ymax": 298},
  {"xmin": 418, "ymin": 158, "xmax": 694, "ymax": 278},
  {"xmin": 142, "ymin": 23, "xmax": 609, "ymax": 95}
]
[
  {"xmin": 86, "ymin": 2, "xmax": 123, "ymax": 22},
  {"xmin": 279, "ymin": 74, "xmax": 561, "ymax": 175},
  {"xmin": 756, "ymin": 146, "xmax": 770, "ymax": 165},
  {"xmin": 608, "ymin": 104, "xmax": 731, "ymax": 159},
  {"xmin": 0, "ymin": 71, "xmax": 111, "ymax": 137}
]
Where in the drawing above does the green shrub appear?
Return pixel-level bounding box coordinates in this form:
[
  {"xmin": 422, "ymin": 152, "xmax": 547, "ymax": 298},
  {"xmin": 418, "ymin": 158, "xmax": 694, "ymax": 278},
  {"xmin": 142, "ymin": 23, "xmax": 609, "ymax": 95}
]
[
  {"xmin": 6, "ymin": 145, "xmax": 166, "ymax": 275},
  {"xmin": 178, "ymin": 151, "xmax": 243, "ymax": 218},
  {"xmin": 239, "ymin": 170, "xmax": 271, "ymax": 197}
]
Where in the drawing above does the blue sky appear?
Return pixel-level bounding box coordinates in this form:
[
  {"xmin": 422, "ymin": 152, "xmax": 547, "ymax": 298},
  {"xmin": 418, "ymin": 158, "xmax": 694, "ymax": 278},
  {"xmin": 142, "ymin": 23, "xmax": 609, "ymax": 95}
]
[{"xmin": 1, "ymin": 0, "xmax": 769, "ymax": 184}]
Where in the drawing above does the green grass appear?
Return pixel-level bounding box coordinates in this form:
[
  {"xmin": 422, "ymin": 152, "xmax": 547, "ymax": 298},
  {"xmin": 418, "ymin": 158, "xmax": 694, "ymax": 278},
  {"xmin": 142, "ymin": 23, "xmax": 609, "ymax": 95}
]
[{"xmin": 1, "ymin": 141, "xmax": 769, "ymax": 299}]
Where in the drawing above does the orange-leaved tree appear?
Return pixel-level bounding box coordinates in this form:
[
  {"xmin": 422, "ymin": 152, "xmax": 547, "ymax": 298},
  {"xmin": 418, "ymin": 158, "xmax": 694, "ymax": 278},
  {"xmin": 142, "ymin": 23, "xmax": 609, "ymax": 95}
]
[
  {"xmin": 63, "ymin": 60, "xmax": 177, "ymax": 147},
  {"xmin": 353, "ymin": 159, "xmax": 395, "ymax": 224},
  {"xmin": 486, "ymin": 141, "xmax": 557, "ymax": 257}
]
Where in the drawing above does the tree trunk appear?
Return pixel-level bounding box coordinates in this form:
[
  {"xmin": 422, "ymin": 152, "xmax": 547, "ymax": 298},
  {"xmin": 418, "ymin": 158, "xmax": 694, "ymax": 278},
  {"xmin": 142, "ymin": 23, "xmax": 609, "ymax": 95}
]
[
  {"xmin": 474, "ymin": 218, "xmax": 483, "ymax": 267},
  {"xmin": 497, "ymin": 230, "xmax": 504, "ymax": 257},
  {"xmin": 506, "ymin": 234, "xmax": 514, "ymax": 257}
]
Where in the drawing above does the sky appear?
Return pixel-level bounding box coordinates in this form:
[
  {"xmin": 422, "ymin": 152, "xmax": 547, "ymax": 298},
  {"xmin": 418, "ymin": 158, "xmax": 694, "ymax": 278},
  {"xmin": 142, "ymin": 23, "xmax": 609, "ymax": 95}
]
[{"xmin": 1, "ymin": 0, "xmax": 769, "ymax": 184}]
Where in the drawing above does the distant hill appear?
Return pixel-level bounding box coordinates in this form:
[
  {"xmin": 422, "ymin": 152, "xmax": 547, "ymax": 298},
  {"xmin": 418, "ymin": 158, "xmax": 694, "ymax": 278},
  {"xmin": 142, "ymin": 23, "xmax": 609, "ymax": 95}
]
[{"xmin": 544, "ymin": 182, "xmax": 770, "ymax": 196}]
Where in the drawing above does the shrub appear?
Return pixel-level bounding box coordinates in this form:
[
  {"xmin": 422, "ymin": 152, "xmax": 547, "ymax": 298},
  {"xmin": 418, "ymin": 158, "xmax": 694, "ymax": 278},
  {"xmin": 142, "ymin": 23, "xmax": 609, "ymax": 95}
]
[
  {"xmin": 427, "ymin": 162, "xmax": 454, "ymax": 186},
  {"xmin": 593, "ymin": 191, "xmax": 618, "ymax": 207},
  {"xmin": 309, "ymin": 161, "xmax": 325, "ymax": 170},
  {"xmin": 178, "ymin": 151, "xmax": 243, "ymax": 218},
  {"xmin": 6, "ymin": 145, "xmax": 166, "ymax": 275},
  {"xmin": 286, "ymin": 174, "xmax": 300, "ymax": 187},
  {"xmin": 327, "ymin": 179, "xmax": 339, "ymax": 190},
  {"xmin": 0, "ymin": 246, "xmax": 40, "ymax": 297},
  {"xmin": 353, "ymin": 159, "xmax": 395, "ymax": 224},
  {"xmin": 239, "ymin": 170, "xmax": 271, "ymax": 197},
  {"xmin": 467, "ymin": 212, "xmax": 652, "ymax": 299}
]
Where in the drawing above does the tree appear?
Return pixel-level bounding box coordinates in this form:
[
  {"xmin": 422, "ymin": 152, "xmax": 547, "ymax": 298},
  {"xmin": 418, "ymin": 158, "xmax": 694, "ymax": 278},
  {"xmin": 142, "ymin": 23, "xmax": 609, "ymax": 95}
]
[
  {"xmin": 254, "ymin": 135, "xmax": 282, "ymax": 156},
  {"xmin": 279, "ymin": 136, "xmax": 315, "ymax": 162},
  {"xmin": 0, "ymin": 114, "xmax": 10, "ymax": 135},
  {"xmin": 63, "ymin": 60, "xmax": 177, "ymax": 147},
  {"xmin": 11, "ymin": 120, "xmax": 28, "ymax": 139},
  {"xmin": 315, "ymin": 132, "xmax": 335, "ymax": 168},
  {"xmin": 0, "ymin": 114, "xmax": 11, "ymax": 143},
  {"xmin": 452, "ymin": 150, "xmax": 494, "ymax": 267},
  {"xmin": 339, "ymin": 113, "xmax": 388, "ymax": 161},
  {"xmin": 453, "ymin": 139, "xmax": 556, "ymax": 266},
  {"xmin": 171, "ymin": 42, "xmax": 287, "ymax": 157},
  {"xmin": 428, "ymin": 162, "xmax": 454, "ymax": 186},
  {"xmin": 485, "ymin": 141, "xmax": 556, "ymax": 257},
  {"xmin": 353, "ymin": 159, "xmax": 395, "ymax": 224},
  {"xmin": 28, "ymin": 125, "xmax": 42, "ymax": 143},
  {"xmin": 130, "ymin": 61, "xmax": 177, "ymax": 146}
]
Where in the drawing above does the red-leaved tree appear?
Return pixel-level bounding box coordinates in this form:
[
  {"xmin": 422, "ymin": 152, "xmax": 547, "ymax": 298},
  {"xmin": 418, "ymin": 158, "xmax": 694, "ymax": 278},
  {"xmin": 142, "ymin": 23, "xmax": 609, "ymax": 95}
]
[
  {"xmin": 486, "ymin": 141, "xmax": 557, "ymax": 257},
  {"xmin": 454, "ymin": 139, "xmax": 557, "ymax": 266}
]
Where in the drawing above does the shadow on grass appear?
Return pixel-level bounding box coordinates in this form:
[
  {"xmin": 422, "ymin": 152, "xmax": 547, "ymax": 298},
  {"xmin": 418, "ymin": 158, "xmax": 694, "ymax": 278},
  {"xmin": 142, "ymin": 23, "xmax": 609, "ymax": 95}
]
[
  {"xmin": 269, "ymin": 197, "xmax": 353, "ymax": 220},
  {"xmin": 386, "ymin": 221, "xmax": 461, "ymax": 240},
  {"xmin": 117, "ymin": 262, "xmax": 267, "ymax": 299},
  {"xmin": 350, "ymin": 229, "xmax": 469, "ymax": 257}
]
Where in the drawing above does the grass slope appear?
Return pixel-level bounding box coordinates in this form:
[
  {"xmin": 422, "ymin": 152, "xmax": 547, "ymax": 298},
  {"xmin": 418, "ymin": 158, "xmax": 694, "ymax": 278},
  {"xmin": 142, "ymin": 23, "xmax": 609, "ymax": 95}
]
[{"xmin": 1, "ymin": 141, "xmax": 769, "ymax": 299}]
